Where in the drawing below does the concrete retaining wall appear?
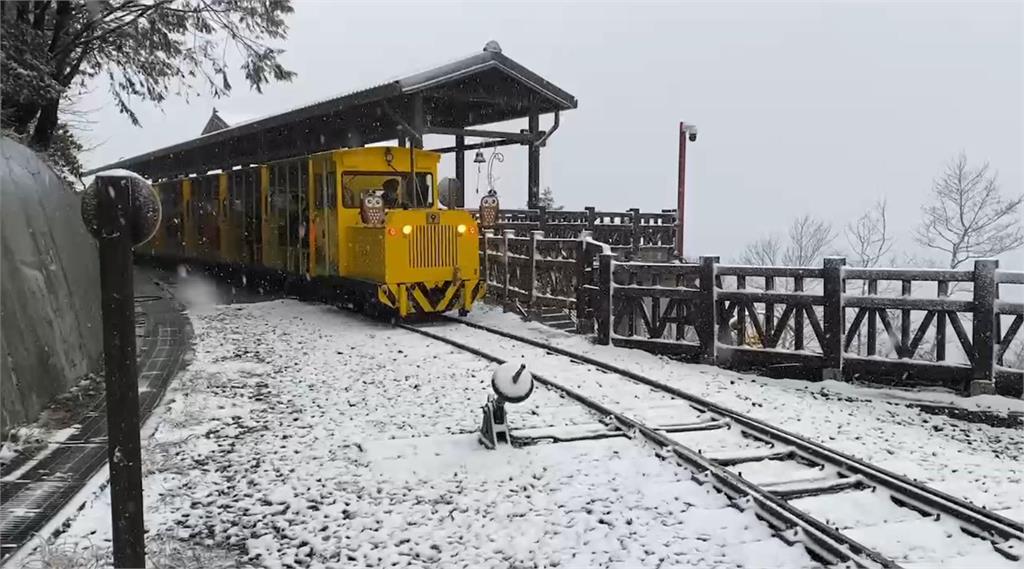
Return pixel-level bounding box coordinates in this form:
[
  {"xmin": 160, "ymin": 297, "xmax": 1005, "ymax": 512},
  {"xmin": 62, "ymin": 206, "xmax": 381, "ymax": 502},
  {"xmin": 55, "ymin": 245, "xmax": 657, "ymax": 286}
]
[{"xmin": 1, "ymin": 137, "xmax": 103, "ymax": 434}]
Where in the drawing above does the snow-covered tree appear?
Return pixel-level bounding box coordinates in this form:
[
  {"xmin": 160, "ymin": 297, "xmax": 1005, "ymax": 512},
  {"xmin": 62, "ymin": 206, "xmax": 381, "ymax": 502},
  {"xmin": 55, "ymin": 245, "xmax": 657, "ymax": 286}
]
[
  {"xmin": 538, "ymin": 186, "xmax": 562, "ymax": 210},
  {"xmin": 915, "ymin": 153, "xmax": 1024, "ymax": 268},
  {"xmin": 1, "ymin": 0, "xmax": 296, "ymax": 176}
]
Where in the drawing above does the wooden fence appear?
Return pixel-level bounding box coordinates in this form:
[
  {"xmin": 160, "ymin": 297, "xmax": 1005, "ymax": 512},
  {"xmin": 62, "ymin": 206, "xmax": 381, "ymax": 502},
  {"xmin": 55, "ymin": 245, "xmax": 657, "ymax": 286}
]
[
  {"xmin": 474, "ymin": 207, "xmax": 676, "ymax": 261},
  {"xmin": 475, "ymin": 216, "xmax": 1023, "ymax": 396},
  {"xmin": 480, "ymin": 229, "xmax": 609, "ymax": 322},
  {"xmin": 579, "ymin": 254, "xmax": 1023, "ymax": 396}
]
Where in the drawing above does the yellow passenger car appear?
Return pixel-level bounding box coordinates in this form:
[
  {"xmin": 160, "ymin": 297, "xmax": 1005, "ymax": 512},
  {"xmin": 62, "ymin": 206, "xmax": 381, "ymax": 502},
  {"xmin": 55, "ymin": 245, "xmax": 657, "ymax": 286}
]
[{"xmin": 143, "ymin": 146, "xmax": 486, "ymax": 317}]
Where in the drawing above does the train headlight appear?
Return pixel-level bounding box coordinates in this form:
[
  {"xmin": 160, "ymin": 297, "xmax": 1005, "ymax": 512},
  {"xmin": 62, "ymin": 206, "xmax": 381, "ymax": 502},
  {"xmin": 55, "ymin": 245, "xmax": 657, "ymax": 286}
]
[
  {"xmin": 402, "ymin": 224, "xmax": 413, "ymax": 235},
  {"xmin": 457, "ymin": 224, "xmax": 467, "ymax": 234},
  {"xmin": 387, "ymin": 227, "xmax": 397, "ymax": 237}
]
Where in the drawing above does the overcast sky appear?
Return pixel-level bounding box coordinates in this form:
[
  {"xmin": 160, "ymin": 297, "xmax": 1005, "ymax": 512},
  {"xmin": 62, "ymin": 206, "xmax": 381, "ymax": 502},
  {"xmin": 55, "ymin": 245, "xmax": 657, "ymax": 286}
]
[{"xmin": 79, "ymin": 1, "xmax": 1023, "ymax": 266}]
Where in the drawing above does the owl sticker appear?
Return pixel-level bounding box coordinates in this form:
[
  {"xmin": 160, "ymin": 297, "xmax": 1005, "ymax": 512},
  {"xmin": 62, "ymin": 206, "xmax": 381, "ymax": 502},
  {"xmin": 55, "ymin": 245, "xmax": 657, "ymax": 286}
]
[
  {"xmin": 360, "ymin": 191, "xmax": 385, "ymax": 226},
  {"xmin": 479, "ymin": 190, "xmax": 500, "ymax": 229}
]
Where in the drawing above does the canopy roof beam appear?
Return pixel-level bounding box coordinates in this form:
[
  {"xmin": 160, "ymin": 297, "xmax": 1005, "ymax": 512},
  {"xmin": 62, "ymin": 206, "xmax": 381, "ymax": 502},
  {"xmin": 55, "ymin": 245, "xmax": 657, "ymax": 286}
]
[
  {"xmin": 429, "ymin": 138, "xmax": 523, "ymax": 154},
  {"xmin": 424, "ymin": 125, "xmax": 537, "ymax": 144}
]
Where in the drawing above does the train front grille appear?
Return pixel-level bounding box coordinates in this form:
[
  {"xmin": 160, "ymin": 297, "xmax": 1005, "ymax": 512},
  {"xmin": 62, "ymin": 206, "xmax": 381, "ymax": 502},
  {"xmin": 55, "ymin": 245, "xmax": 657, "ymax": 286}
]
[{"xmin": 409, "ymin": 225, "xmax": 458, "ymax": 268}]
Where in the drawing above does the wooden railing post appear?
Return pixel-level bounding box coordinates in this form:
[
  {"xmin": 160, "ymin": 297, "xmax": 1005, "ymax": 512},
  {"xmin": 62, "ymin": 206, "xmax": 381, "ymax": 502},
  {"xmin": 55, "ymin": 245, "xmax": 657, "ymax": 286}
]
[
  {"xmin": 867, "ymin": 279, "xmax": 878, "ymax": 356},
  {"xmin": 576, "ymin": 231, "xmax": 593, "ymax": 334},
  {"xmin": 585, "ymin": 206, "xmax": 596, "ymax": 232},
  {"xmin": 900, "ymin": 279, "xmax": 912, "ymax": 357},
  {"xmin": 481, "ymin": 230, "xmax": 493, "ymax": 289},
  {"xmin": 697, "ymin": 256, "xmax": 719, "ymax": 364},
  {"xmin": 662, "ymin": 208, "xmax": 677, "ymax": 255},
  {"xmin": 970, "ymin": 258, "xmax": 998, "ymax": 395},
  {"xmin": 822, "ymin": 256, "xmax": 846, "ymax": 380},
  {"xmin": 629, "ymin": 207, "xmax": 641, "ymax": 259},
  {"xmin": 935, "ymin": 280, "xmax": 948, "ymax": 361},
  {"xmin": 537, "ymin": 206, "xmax": 548, "ymax": 235},
  {"xmin": 527, "ymin": 230, "xmax": 542, "ymax": 313},
  {"xmin": 502, "ymin": 229, "xmax": 513, "ymax": 312},
  {"xmin": 597, "ymin": 252, "xmax": 614, "ymax": 345}
]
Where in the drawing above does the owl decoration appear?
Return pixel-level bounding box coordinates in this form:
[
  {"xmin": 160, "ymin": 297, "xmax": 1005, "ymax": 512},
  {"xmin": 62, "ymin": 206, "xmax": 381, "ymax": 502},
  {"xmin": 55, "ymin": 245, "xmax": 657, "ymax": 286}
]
[
  {"xmin": 479, "ymin": 190, "xmax": 500, "ymax": 229},
  {"xmin": 360, "ymin": 191, "xmax": 385, "ymax": 226}
]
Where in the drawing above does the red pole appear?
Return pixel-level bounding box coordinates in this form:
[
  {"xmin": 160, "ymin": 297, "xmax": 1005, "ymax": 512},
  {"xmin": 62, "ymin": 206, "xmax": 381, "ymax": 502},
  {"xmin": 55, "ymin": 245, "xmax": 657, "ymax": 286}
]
[{"xmin": 676, "ymin": 122, "xmax": 688, "ymax": 259}]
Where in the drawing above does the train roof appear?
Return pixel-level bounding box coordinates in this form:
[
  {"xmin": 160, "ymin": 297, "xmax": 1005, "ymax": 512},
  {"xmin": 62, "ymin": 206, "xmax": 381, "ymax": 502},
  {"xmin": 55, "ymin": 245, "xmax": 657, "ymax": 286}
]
[{"xmin": 87, "ymin": 42, "xmax": 578, "ymax": 180}]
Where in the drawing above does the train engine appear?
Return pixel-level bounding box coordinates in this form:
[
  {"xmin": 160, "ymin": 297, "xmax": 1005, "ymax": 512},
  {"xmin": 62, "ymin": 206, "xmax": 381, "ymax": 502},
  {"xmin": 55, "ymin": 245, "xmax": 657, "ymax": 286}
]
[{"xmin": 339, "ymin": 147, "xmax": 486, "ymax": 317}]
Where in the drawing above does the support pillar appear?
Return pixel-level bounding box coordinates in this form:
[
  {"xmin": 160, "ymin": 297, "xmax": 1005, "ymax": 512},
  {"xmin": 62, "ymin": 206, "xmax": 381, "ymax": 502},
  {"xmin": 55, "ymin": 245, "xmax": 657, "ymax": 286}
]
[
  {"xmin": 455, "ymin": 135, "xmax": 466, "ymax": 196},
  {"xmin": 409, "ymin": 94, "xmax": 424, "ymax": 206},
  {"xmin": 411, "ymin": 94, "xmax": 425, "ymax": 149},
  {"xmin": 527, "ymin": 110, "xmax": 540, "ymax": 209}
]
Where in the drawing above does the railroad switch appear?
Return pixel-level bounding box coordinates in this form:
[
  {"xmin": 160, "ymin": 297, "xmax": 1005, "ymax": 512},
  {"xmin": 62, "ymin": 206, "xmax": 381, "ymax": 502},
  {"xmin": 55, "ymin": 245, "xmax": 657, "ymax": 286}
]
[
  {"xmin": 479, "ymin": 395, "xmax": 511, "ymax": 449},
  {"xmin": 479, "ymin": 361, "xmax": 534, "ymax": 450}
]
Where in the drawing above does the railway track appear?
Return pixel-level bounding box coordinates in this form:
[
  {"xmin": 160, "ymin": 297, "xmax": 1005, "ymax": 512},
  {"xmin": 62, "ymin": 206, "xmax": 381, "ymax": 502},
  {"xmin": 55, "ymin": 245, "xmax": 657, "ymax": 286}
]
[{"xmin": 398, "ymin": 316, "xmax": 1023, "ymax": 569}]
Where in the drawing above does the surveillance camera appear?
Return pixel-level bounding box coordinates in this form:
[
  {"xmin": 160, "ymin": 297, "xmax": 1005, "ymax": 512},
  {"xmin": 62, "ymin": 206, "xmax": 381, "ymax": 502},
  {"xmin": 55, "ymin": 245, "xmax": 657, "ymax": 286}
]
[
  {"xmin": 688, "ymin": 131, "xmax": 697, "ymax": 142},
  {"xmin": 685, "ymin": 126, "xmax": 698, "ymax": 142}
]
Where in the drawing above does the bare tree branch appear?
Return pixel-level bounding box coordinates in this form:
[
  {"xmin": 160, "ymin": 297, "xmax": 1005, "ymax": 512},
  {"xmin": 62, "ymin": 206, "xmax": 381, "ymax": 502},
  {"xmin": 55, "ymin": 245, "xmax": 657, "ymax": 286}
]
[
  {"xmin": 783, "ymin": 214, "xmax": 836, "ymax": 266},
  {"xmin": 741, "ymin": 234, "xmax": 783, "ymax": 265},
  {"xmin": 915, "ymin": 152, "xmax": 1024, "ymax": 268},
  {"xmin": 845, "ymin": 199, "xmax": 894, "ymax": 268}
]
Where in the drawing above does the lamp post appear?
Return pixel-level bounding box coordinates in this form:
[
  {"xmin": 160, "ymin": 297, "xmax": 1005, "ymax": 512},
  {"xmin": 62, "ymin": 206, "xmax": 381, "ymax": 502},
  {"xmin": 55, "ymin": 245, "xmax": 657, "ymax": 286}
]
[
  {"xmin": 677, "ymin": 122, "xmax": 698, "ymax": 259},
  {"xmin": 80, "ymin": 172, "xmax": 161, "ymax": 569}
]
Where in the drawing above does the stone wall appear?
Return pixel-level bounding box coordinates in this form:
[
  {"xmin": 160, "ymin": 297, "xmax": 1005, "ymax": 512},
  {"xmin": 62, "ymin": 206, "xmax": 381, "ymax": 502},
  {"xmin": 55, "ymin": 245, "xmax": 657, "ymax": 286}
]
[{"xmin": 1, "ymin": 137, "xmax": 103, "ymax": 434}]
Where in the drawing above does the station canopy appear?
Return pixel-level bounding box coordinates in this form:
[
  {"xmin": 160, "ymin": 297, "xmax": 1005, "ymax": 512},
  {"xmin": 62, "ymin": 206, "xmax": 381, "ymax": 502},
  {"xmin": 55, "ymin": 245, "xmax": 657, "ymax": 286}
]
[{"xmin": 88, "ymin": 42, "xmax": 578, "ymax": 180}]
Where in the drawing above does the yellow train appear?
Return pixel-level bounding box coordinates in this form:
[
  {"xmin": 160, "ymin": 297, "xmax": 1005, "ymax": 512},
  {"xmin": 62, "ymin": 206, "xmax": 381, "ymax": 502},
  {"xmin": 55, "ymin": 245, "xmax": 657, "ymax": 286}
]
[{"xmin": 140, "ymin": 146, "xmax": 487, "ymax": 317}]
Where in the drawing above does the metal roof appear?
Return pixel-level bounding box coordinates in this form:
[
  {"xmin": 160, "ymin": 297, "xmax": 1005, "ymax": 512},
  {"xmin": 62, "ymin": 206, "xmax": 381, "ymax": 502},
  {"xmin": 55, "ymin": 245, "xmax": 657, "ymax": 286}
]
[{"xmin": 87, "ymin": 43, "xmax": 577, "ymax": 179}]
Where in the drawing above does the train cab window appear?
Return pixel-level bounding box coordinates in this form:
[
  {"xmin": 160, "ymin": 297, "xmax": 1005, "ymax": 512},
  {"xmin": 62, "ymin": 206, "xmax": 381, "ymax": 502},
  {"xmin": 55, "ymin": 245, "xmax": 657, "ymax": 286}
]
[
  {"xmin": 342, "ymin": 172, "xmax": 434, "ymax": 209},
  {"xmin": 410, "ymin": 173, "xmax": 433, "ymax": 208}
]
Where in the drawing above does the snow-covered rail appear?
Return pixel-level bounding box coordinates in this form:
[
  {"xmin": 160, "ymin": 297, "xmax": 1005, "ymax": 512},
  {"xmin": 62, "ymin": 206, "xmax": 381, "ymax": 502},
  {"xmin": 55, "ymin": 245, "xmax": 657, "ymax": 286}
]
[{"xmin": 401, "ymin": 317, "xmax": 1024, "ymax": 568}]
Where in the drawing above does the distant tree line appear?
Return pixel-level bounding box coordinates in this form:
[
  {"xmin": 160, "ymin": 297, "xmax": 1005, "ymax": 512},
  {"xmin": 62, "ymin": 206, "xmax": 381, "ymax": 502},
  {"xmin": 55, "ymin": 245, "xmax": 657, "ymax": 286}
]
[
  {"xmin": 741, "ymin": 153, "xmax": 1024, "ymax": 270},
  {"xmin": 736, "ymin": 153, "xmax": 1023, "ymax": 364}
]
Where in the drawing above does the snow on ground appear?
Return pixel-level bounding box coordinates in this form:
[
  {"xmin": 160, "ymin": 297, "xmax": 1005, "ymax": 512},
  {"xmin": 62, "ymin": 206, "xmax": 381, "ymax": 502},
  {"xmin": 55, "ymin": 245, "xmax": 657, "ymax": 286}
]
[
  {"xmin": 465, "ymin": 305, "xmax": 1024, "ymax": 522},
  {"xmin": 21, "ymin": 299, "xmax": 820, "ymax": 568}
]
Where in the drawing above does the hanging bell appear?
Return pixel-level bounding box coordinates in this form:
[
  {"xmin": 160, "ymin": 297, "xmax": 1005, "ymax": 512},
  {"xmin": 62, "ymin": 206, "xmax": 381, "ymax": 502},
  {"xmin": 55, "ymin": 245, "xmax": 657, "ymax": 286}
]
[{"xmin": 473, "ymin": 149, "xmax": 486, "ymax": 164}]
